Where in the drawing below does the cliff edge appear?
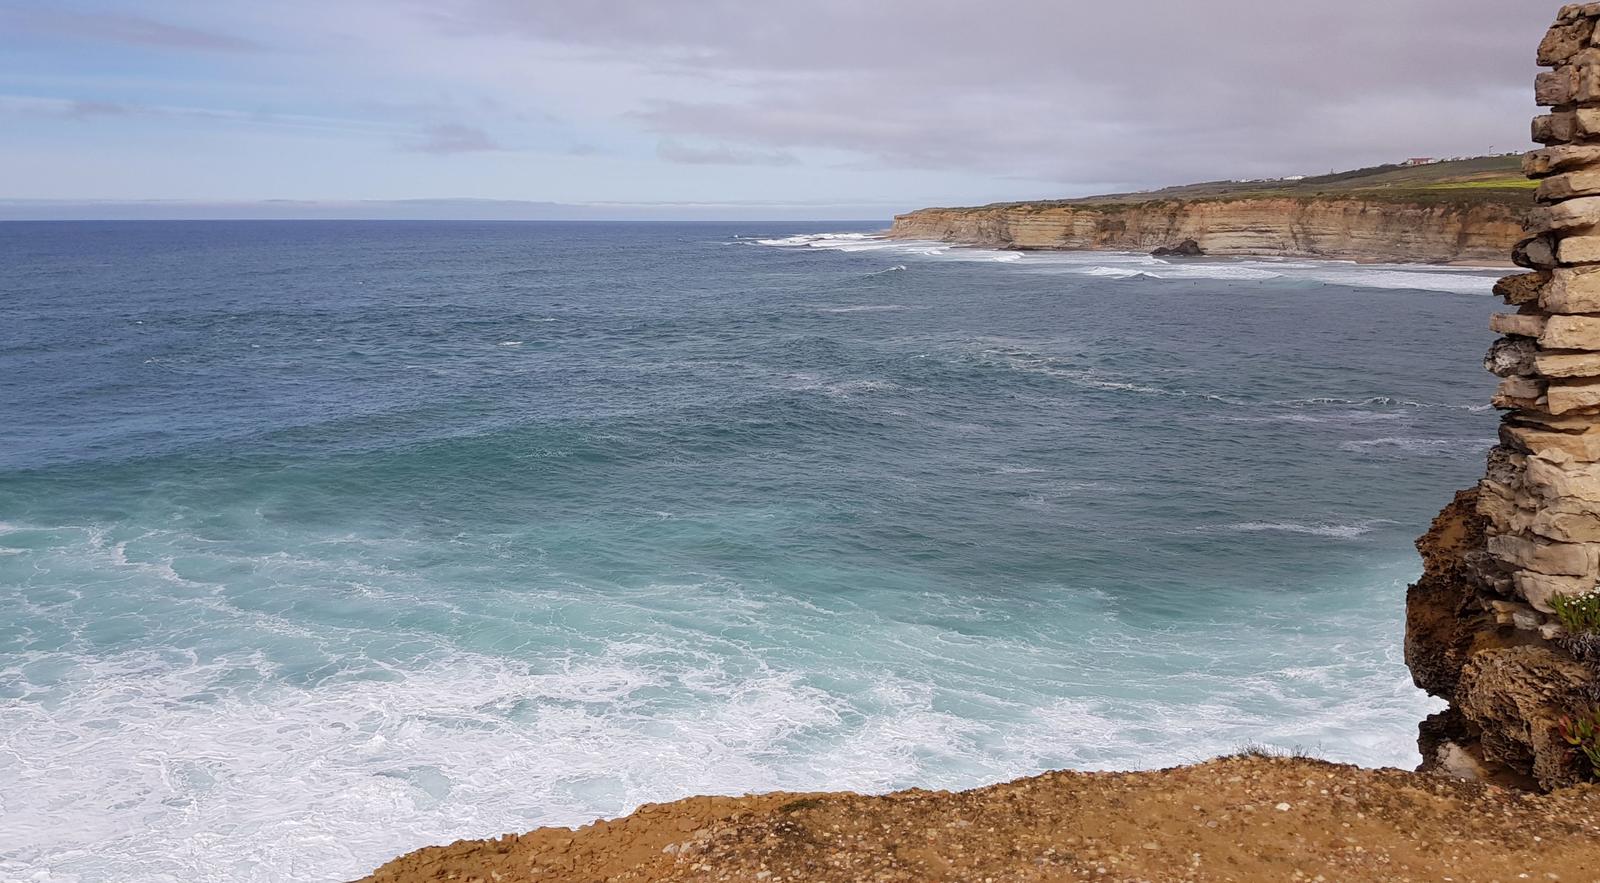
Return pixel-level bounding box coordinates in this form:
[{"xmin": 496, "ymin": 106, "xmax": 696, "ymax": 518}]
[
  {"xmin": 359, "ymin": 756, "xmax": 1600, "ymax": 883},
  {"xmin": 891, "ymin": 156, "xmax": 1530, "ymax": 263}
]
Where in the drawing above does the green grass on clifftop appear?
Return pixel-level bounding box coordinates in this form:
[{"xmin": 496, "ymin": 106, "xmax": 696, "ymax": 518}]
[{"xmin": 933, "ymin": 155, "xmax": 1533, "ymax": 213}]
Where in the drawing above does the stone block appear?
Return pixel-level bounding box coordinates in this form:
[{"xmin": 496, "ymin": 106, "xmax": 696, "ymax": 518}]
[
  {"xmin": 1525, "ymin": 144, "xmax": 1600, "ymax": 177},
  {"xmin": 1539, "ymin": 169, "xmax": 1600, "ymax": 201},
  {"xmin": 1497, "ymin": 272, "xmax": 1550, "ymax": 306},
  {"xmin": 1560, "ymin": 234, "xmax": 1600, "ymax": 264},
  {"xmin": 1548, "ymin": 377, "xmax": 1600, "ymax": 413},
  {"xmin": 1561, "ymin": 4, "xmax": 1600, "ymax": 24},
  {"xmin": 1542, "ymin": 18, "xmax": 1597, "ymax": 66},
  {"xmin": 1538, "ymin": 68, "xmax": 1575, "ymax": 106},
  {"xmin": 1527, "ymin": 194, "xmax": 1600, "ymax": 233},
  {"xmin": 1487, "ymin": 337, "xmax": 1540, "ymax": 376},
  {"xmin": 1503, "ymin": 422, "xmax": 1600, "ymax": 463},
  {"xmin": 1532, "ymin": 506, "xmax": 1600, "ymax": 543},
  {"xmin": 1515, "ymin": 235, "xmax": 1560, "ymax": 270},
  {"xmin": 1486, "ymin": 446, "xmax": 1529, "ymax": 487},
  {"xmin": 1510, "ymin": 408, "xmax": 1600, "ymax": 431},
  {"xmin": 1535, "ymin": 112, "xmax": 1578, "ymax": 144},
  {"xmin": 1536, "ymin": 349, "xmax": 1600, "ymax": 377},
  {"xmin": 1540, "ymin": 266, "xmax": 1600, "ymax": 312},
  {"xmin": 1540, "ymin": 314, "xmax": 1600, "ymax": 348},
  {"xmin": 1515, "ymin": 570, "xmax": 1597, "ymax": 613},
  {"xmin": 1499, "ymin": 375, "xmax": 1548, "ymax": 402},
  {"xmin": 1492, "ymin": 312, "xmax": 1549, "ymax": 338},
  {"xmin": 1488, "ymin": 531, "xmax": 1600, "ymax": 577},
  {"xmin": 1524, "ymin": 453, "xmax": 1600, "ymax": 504}
]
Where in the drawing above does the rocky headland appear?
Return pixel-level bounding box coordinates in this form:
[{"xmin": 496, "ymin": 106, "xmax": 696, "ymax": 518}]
[
  {"xmin": 357, "ymin": 7, "xmax": 1600, "ymax": 881},
  {"xmin": 890, "ymin": 157, "xmax": 1530, "ymax": 264}
]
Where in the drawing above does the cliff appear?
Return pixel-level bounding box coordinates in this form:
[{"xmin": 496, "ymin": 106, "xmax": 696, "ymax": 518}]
[
  {"xmin": 892, "ymin": 197, "xmax": 1524, "ymax": 264},
  {"xmin": 1403, "ymin": 4, "xmax": 1600, "ymax": 791},
  {"xmin": 891, "ymin": 156, "xmax": 1532, "ymax": 263},
  {"xmin": 359, "ymin": 756, "xmax": 1600, "ymax": 883}
]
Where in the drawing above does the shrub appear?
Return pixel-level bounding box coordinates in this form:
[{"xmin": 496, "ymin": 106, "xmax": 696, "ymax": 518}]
[{"xmin": 1559, "ymin": 708, "xmax": 1600, "ymax": 780}]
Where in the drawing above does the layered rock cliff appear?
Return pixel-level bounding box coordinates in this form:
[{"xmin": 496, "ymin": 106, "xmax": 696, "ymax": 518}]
[
  {"xmin": 891, "ymin": 197, "xmax": 1524, "ymax": 263},
  {"xmin": 1406, "ymin": 3, "xmax": 1600, "ymax": 791}
]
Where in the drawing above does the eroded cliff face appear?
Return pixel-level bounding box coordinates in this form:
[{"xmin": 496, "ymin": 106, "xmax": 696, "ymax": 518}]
[
  {"xmin": 1405, "ymin": 4, "xmax": 1600, "ymax": 791},
  {"xmin": 891, "ymin": 198, "xmax": 1524, "ymax": 263}
]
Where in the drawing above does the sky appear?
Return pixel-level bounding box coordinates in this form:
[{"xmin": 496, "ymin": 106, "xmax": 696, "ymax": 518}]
[{"xmin": 0, "ymin": 0, "xmax": 1546, "ymax": 220}]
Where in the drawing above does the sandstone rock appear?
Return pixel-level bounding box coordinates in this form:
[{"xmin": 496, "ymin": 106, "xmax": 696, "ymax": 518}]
[
  {"xmin": 1492, "ymin": 312, "xmax": 1550, "ymax": 338},
  {"xmin": 1534, "ymin": 112, "xmax": 1578, "ymax": 145},
  {"xmin": 1548, "ymin": 376, "xmax": 1600, "ymax": 413},
  {"xmin": 1150, "ymin": 239, "xmax": 1203, "ymax": 257},
  {"xmin": 1514, "ymin": 571, "xmax": 1596, "ymax": 612},
  {"xmin": 1526, "ymin": 194, "xmax": 1600, "ymax": 233},
  {"xmin": 1541, "ymin": 18, "xmax": 1597, "ymax": 66},
  {"xmin": 1487, "ymin": 531, "xmax": 1600, "ymax": 576},
  {"xmin": 1513, "ymin": 235, "xmax": 1560, "ymax": 270},
  {"xmin": 1525, "ymin": 144, "xmax": 1600, "ymax": 177},
  {"xmin": 1559, "ymin": 3, "xmax": 1600, "ymax": 24},
  {"xmin": 1531, "ymin": 504, "xmax": 1600, "ymax": 543},
  {"xmin": 1524, "ymin": 453, "xmax": 1600, "ymax": 504},
  {"xmin": 1555, "ymin": 233, "xmax": 1600, "ymax": 263},
  {"xmin": 1496, "ymin": 271, "xmax": 1549, "ymax": 306},
  {"xmin": 1540, "ymin": 313, "xmax": 1600, "ymax": 348},
  {"xmin": 1497, "ymin": 375, "xmax": 1547, "ymax": 402},
  {"xmin": 1509, "ymin": 408, "xmax": 1600, "ymax": 430},
  {"xmin": 1538, "ymin": 168, "xmax": 1600, "ymax": 201},
  {"xmin": 1559, "ymin": 233, "xmax": 1600, "ymax": 264},
  {"xmin": 1539, "ymin": 265, "xmax": 1600, "ymax": 312},
  {"xmin": 1485, "ymin": 446, "xmax": 1529, "ymax": 487},
  {"xmin": 1486, "ymin": 336, "xmax": 1539, "ymax": 376},
  {"xmin": 1407, "ymin": 491, "xmax": 1497, "ymax": 699},
  {"xmin": 1537, "ymin": 69, "xmax": 1575, "ymax": 107},
  {"xmin": 1503, "ymin": 421, "xmax": 1600, "ymax": 462},
  {"xmin": 1535, "ymin": 349, "xmax": 1600, "ymax": 377},
  {"xmin": 1455, "ymin": 645, "xmax": 1595, "ymax": 789}
]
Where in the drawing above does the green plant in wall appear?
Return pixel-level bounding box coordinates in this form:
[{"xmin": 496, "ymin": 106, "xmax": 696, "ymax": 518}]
[
  {"xmin": 1550, "ymin": 591, "xmax": 1600, "ymax": 635},
  {"xmin": 1559, "ymin": 708, "xmax": 1600, "ymax": 779}
]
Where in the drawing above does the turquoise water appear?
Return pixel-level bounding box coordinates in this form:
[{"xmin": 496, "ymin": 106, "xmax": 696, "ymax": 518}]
[{"xmin": 1, "ymin": 221, "xmax": 1503, "ymax": 882}]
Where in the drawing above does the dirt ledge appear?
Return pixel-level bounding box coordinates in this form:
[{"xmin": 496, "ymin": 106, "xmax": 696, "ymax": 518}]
[{"xmin": 358, "ymin": 755, "xmax": 1600, "ymax": 883}]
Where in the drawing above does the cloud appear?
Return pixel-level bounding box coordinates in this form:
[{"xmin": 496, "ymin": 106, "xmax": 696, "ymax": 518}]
[
  {"xmin": 424, "ymin": 0, "xmax": 1541, "ymax": 189},
  {"xmin": 655, "ymin": 139, "xmax": 798, "ymax": 166},
  {"xmin": 0, "ymin": 7, "xmax": 264, "ymax": 52},
  {"xmin": 405, "ymin": 123, "xmax": 501, "ymax": 154}
]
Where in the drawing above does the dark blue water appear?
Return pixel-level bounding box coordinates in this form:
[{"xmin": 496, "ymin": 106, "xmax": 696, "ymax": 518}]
[{"xmin": 0, "ymin": 221, "xmax": 1502, "ymax": 882}]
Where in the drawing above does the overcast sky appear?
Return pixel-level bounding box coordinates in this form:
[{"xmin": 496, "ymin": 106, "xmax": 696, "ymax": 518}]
[{"xmin": 0, "ymin": 0, "xmax": 1545, "ymax": 219}]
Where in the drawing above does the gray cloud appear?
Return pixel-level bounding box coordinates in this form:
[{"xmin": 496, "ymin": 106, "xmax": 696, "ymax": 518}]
[
  {"xmin": 426, "ymin": 0, "xmax": 1542, "ymax": 192},
  {"xmin": 406, "ymin": 123, "xmax": 501, "ymax": 154},
  {"xmin": 0, "ymin": 7, "xmax": 264, "ymax": 52},
  {"xmin": 655, "ymin": 139, "xmax": 798, "ymax": 167}
]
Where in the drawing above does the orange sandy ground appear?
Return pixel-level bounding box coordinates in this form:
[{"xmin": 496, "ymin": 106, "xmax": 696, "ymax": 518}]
[{"xmin": 358, "ymin": 756, "xmax": 1600, "ymax": 883}]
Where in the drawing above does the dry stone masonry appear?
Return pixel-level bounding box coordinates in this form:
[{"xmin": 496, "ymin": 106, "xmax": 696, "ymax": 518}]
[
  {"xmin": 1405, "ymin": 4, "xmax": 1600, "ymax": 791},
  {"xmin": 1490, "ymin": 6, "xmax": 1600, "ymax": 628}
]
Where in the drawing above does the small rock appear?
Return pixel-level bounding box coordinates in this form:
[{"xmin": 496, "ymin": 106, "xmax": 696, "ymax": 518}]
[
  {"xmin": 1151, "ymin": 239, "xmax": 1205, "ymax": 257},
  {"xmin": 1275, "ymin": 802, "xmax": 1292, "ymax": 812}
]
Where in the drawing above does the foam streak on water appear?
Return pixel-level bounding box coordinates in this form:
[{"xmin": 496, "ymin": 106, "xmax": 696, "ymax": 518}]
[{"xmin": 0, "ymin": 221, "xmax": 1500, "ymax": 882}]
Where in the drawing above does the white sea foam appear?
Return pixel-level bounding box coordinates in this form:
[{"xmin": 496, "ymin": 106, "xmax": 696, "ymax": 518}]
[
  {"xmin": 1340, "ymin": 437, "xmax": 1496, "ymax": 456},
  {"xmin": 1222, "ymin": 521, "xmax": 1391, "ymax": 539},
  {"xmin": 750, "ymin": 232, "xmax": 1501, "ymax": 294},
  {"xmin": 815, "ymin": 304, "xmax": 910, "ymax": 314}
]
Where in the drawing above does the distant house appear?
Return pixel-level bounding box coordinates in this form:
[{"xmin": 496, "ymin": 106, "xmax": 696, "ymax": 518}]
[{"xmin": 1403, "ymin": 157, "xmax": 1437, "ymax": 166}]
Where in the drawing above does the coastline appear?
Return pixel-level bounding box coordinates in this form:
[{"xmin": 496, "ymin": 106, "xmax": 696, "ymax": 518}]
[
  {"xmin": 888, "ymin": 197, "xmax": 1526, "ymax": 267},
  {"xmin": 358, "ymin": 755, "xmax": 1600, "ymax": 882}
]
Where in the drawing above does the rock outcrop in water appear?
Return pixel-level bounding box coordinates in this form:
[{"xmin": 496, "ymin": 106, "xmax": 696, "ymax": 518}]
[{"xmin": 1407, "ymin": 3, "xmax": 1600, "ymax": 791}]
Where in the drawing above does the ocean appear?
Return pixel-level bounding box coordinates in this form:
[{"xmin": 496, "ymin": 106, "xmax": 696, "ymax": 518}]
[{"xmin": 1, "ymin": 221, "xmax": 1504, "ymax": 882}]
